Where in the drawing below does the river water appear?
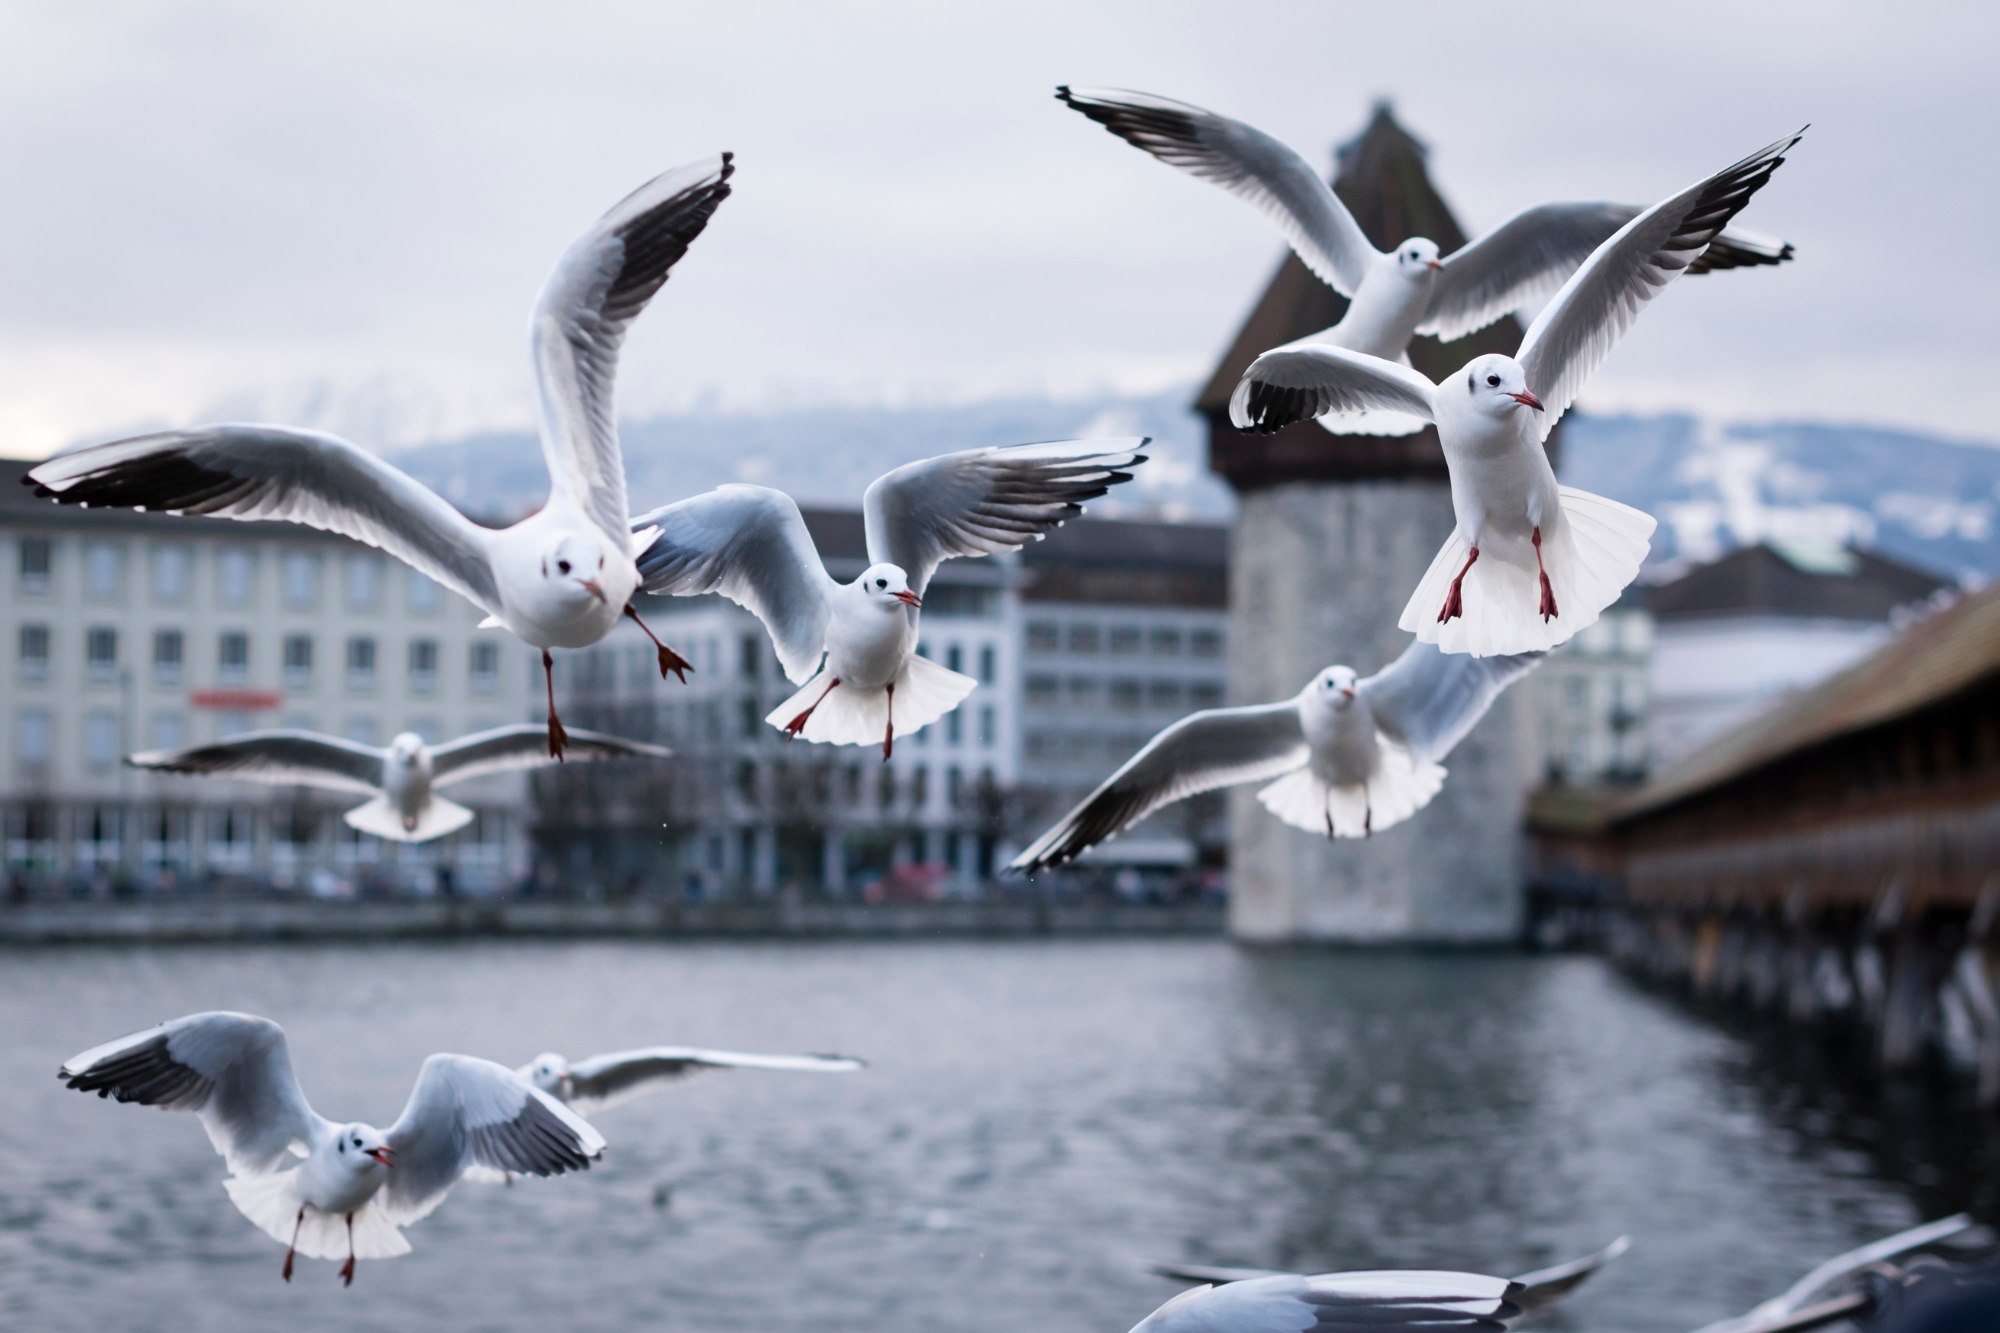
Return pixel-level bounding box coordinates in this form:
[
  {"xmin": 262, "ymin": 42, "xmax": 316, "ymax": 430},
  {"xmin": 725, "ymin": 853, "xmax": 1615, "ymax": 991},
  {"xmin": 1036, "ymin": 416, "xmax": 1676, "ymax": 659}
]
[{"xmin": 0, "ymin": 939, "xmax": 1988, "ymax": 1332}]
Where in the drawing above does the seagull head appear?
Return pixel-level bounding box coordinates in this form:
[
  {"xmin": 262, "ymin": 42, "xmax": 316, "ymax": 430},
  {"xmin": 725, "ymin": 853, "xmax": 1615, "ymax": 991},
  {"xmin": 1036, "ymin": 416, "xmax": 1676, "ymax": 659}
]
[
  {"xmin": 541, "ymin": 534, "xmax": 611, "ymax": 606},
  {"xmin": 858, "ymin": 563, "xmax": 921, "ymax": 610},
  {"xmin": 527, "ymin": 1053, "xmax": 574, "ymax": 1100},
  {"xmin": 1394, "ymin": 237, "xmax": 1443, "ymax": 275},
  {"xmin": 334, "ymin": 1124, "xmax": 395, "ymax": 1171},
  {"xmin": 388, "ymin": 732, "xmax": 425, "ymax": 764},
  {"xmin": 1462, "ymin": 354, "xmax": 1543, "ymax": 418},
  {"xmin": 1316, "ymin": 666, "xmax": 1360, "ymax": 706}
]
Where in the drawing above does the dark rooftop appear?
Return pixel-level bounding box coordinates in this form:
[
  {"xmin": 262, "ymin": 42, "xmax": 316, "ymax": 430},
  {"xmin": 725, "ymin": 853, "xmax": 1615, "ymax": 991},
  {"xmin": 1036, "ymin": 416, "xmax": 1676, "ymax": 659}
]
[{"xmin": 1649, "ymin": 542, "xmax": 1950, "ymax": 623}]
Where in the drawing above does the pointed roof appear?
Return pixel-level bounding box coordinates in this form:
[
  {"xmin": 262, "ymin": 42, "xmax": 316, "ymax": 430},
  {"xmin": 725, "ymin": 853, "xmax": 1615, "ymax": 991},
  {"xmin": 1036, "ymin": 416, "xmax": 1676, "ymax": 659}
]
[{"xmin": 1199, "ymin": 103, "xmax": 1544, "ymax": 490}]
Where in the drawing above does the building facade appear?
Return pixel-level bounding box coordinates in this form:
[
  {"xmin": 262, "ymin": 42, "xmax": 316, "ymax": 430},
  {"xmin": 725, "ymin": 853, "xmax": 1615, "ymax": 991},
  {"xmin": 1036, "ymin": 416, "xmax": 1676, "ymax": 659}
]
[{"xmin": 1536, "ymin": 587, "xmax": 1653, "ymax": 789}]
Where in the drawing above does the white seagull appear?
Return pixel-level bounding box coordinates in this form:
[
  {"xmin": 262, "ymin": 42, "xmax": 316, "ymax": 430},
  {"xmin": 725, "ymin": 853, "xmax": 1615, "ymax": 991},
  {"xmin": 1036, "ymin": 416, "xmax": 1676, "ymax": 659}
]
[
  {"xmin": 1058, "ymin": 86, "xmax": 1792, "ymax": 434},
  {"xmin": 1231, "ymin": 129, "xmax": 1804, "ymax": 656},
  {"xmin": 518, "ymin": 1046, "xmax": 866, "ymax": 1112},
  {"xmin": 60, "ymin": 1012, "xmax": 606, "ymax": 1285},
  {"xmin": 1011, "ymin": 641, "xmax": 1539, "ymax": 872},
  {"xmin": 631, "ymin": 438, "xmax": 1148, "ymax": 758},
  {"xmin": 24, "ymin": 154, "xmax": 735, "ymax": 758},
  {"xmin": 1128, "ymin": 1270, "xmax": 1522, "ymax": 1333},
  {"xmin": 126, "ymin": 724, "xmax": 672, "ymax": 842}
]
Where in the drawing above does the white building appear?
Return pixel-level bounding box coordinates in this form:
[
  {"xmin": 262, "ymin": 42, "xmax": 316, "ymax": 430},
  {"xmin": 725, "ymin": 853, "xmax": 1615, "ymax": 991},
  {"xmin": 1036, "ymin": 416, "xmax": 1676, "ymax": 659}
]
[
  {"xmin": 1, "ymin": 459, "xmax": 534, "ymax": 894},
  {"xmin": 1536, "ymin": 586, "xmax": 1652, "ymax": 789}
]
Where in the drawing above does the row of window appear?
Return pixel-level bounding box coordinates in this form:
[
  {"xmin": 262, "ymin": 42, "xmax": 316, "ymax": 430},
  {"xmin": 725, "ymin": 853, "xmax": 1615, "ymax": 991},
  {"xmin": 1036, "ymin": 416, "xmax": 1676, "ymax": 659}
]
[
  {"xmin": 1024, "ymin": 621, "xmax": 1223, "ymax": 658},
  {"xmin": 14, "ymin": 537, "xmax": 445, "ymax": 614},
  {"xmin": 732, "ymin": 634, "xmax": 1003, "ymax": 685},
  {"xmin": 1023, "ymin": 674, "xmax": 1225, "ymax": 711},
  {"xmin": 16, "ymin": 626, "xmax": 501, "ymax": 693},
  {"xmin": 729, "ymin": 758, "xmax": 998, "ymax": 808},
  {"xmin": 14, "ymin": 707, "xmax": 496, "ymax": 771}
]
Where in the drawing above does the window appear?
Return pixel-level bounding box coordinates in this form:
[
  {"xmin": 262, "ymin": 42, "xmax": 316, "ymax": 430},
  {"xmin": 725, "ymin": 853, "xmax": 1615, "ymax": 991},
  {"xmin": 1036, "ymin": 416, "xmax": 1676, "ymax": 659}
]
[
  {"xmin": 153, "ymin": 629, "xmax": 183, "ymax": 684},
  {"xmin": 979, "ymin": 645, "xmax": 996, "ymax": 683},
  {"xmin": 910, "ymin": 765, "xmax": 929, "ymax": 805},
  {"xmin": 86, "ymin": 627, "xmax": 118, "ymax": 681},
  {"xmin": 1026, "ymin": 621, "xmax": 1059, "ymax": 653},
  {"xmin": 150, "ymin": 712, "xmax": 186, "ymax": 751},
  {"xmin": 946, "ymin": 766, "xmax": 963, "ymax": 806},
  {"xmin": 218, "ymin": 632, "xmax": 250, "ymax": 684},
  {"xmin": 1068, "ymin": 676, "xmax": 1100, "ymax": 705},
  {"xmin": 735, "ymin": 760, "xmax": 758, "ymax": 801},
  {"xmin": 739, "ymin": 633, "xmax": 763, "ymax": 680},
  {"xmin": 1025, "ymin": 673, "xmax": 1059, "ymax": 706},
  {"xmin": 1190, "ymin": 681, "xmax": 1224, "ymax": 708},
  {"xmin": 946, "ymin": 709, "xmax": 963, "ymax": 744},
  {"xmin": 282, "ymin": 551, "xmax": 319, "ymax": 608},
  {"xmin": 1148, "ymin": 679, "xmax": 1182, "ymax": 709},
  {"xmin": 1068, "ymin": 625, "xmax": 1100, "ymax": 653},
  {"xmin": 945, "ymin": 643, "xmax": 963, "ymax": 674},
  {"xmin": 86, "ymin": 542, "xmax": 123, "ymax": 599},
  {"xmin": 85, "ymin": 710, "xmax": 118, "ymax": 772},
  {"xmin": 152, "ymin": 546, "xmax": 189, "ymax": 602},
  {"xmin": 1110, "ymin": 678, "xmax": 1142, "ymax": 710},
  {"xmin": 408, "ymin": 717, "xmax": 440, "ymax": 743},
  {"xmin": 217, "ymin": 547, "xmax": 253, "ymax": 606},
  {"xmin": 409, "ymin": 639, "xmax": 438, "ymax": 692},
  {"xmin": 470, "ymin": 641, "xmax": 500, "ymax": 692},
  {"xmin": 1150, "ymin": 626, "xmax": 1182, "ymax": 657},
  {"xmin": 979, "ymin": 705, "xmax": 996, "ymax": 746},
  {"xmin": 740, "ymin": 697, "xmax": 762, "ymax": 739},
  {"xmin": 346, "ymin": 636, "xmax": 376, "ymax": 688},
  {"xmin": 345, "ymin": 553, "xmax": 380, "ymax": 610},
  {"xmin": 1109, "ymin": 626, "xmax": 1141, "ymax": 655},
  {"xmin": 216, "ymin": 709, "xmax": 252, "ymax": 737},
  {"xmin": 284, "ymin": 634, "xmax": 313, "ymax": 687},
  {"xmin": 18, "ymin": 625, "xmax": 49, "ymax": 681},
  {"xmin": 16, "ymin": 709, "xmax": 51, "ymax": 766},
  {"xmin": 18, "ymin": 537, "xmax": 51, "ymax": 594},
  {"xmin": 344, "ymin": 716, "xmax": 378, "ymax": 746},
  {"xmin": 1190, "ymin": 627, "xmax": 1223, "ymax": 658},
  {"xmin": 407, "ymin": 568, "xmax": 440, "ymax": 613}
]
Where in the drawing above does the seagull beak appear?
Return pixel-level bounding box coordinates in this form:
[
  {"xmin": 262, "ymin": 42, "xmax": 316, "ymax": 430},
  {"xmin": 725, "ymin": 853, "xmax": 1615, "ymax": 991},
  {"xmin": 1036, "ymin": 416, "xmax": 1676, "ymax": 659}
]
[
  {"xmin": 367, "ymin": 1147, "xmax": 395, "ymax": 1167},
  {"xmin": 893, "ymin": 589, "xmax": 922, "ymax": 608},
  {"xmin": 1509, "ymin": 391, "xmax": 1545, "ymax": 412},
  {"xmin": 1341, "ymin": 688, "xmax": 1356, "ymax": 701},
  {"xmin": 1425, "ymin": 260, "xmax": 1443, "ymax": 271},
  {"xmin": 579, "ymin": 578, "xmax": 607, "ymax": 604}
]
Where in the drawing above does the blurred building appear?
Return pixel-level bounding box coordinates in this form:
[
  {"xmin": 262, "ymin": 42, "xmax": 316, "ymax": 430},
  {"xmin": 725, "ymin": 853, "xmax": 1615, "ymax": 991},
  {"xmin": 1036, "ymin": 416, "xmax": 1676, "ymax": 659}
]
[
  {"xmin": 1537, "ymin": 586, "xmax": 1653, "ymax": 788},
  {"xmin": 1647, "ymin": 541, "xmax": 1950, "ymax": 766},
  {"xmin": 0, "ymin": 459, "xmax": 533, "ymax": 894}
]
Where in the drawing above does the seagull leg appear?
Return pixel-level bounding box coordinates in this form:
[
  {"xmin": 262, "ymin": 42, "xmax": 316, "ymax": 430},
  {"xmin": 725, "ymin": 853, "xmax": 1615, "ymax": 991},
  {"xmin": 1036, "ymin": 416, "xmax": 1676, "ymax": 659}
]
[
  {"xmin": 282, "ymin": 1207, "xmax": 303, "ymax": 1282},
  {"xmin": 625, "ymin": 604, "xmax": 693, "ymax": 683},
  {"xmin": 785, "ymin": 677, "xmax": 841, "ymax": 737},
  {"xmin": 339, "ymin": 1213, "xmax": 356, "ymax": 1287},
  {"xmin": 1532, "ymin": 527, "xmax": 1558, "ymax": 622},
  {"xmin": 1436, "ymin": 546, "xmax": 1479, "ymax": 623},
  {"xmin": 882, "ymin": 683, "xmax": 895, "ymax": 762},
  {"xmin": 542, "ymin": 650, "xmax": 568, "ymax": 761},
  {"xmin": 1364, "ymin": 796, "xmax": 1373, "ymax": 838}
]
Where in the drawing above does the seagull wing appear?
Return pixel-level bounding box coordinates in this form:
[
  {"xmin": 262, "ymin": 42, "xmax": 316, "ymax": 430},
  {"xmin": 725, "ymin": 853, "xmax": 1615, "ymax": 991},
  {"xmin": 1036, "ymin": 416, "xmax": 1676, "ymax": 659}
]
[
  {"xmin": 862, "ymin": 437, "xmax": 1147, "ymax": 597},
  {"xmin": 60, "ymin": 1011, "xmax": 326, "ymax": 1176},
  {"xmin": 126, "ymin": 730, "xmax": 385, "ymax": 795},
  {"xmin": 430, "ymin": 724, "xmax": 671, "ymax": 787},
  {"xmin": 1058, "ymin": 87, "xmax": 1375, "ymax": 296},
  {"xmin": 380, "ymin": 1054, "xmax": 604, "ymax": 1225},
  {"xmin": 1509, "ymin": 1236, "xmax": 1632, "ymax": 1316},
  {"xmin": 1134, "ymin": 1272, "xmax": 1521, "ymax": 1333},
  {"xmin": 1423, "ymin": 203, "xmax": 1796, "ymax": 343},
  {"xmin": 1148, "ymin": 1262, "xmax": 1290, "ymax": 1285},
  {"xmin": 1518, "ymin": 130, "xmax": 1804, "ymax": 440},
  {"xmin": 1230, "ymin": 346, "xmax": 1437, "ymax": 435},
  {"xmin": 530, "ymin": 154, "xmax": 734, "ymax": 543},
  {"xmin": 561, "ymin": 1046, "xmax": 866, "ymax": 1112},
  {"xmin": 631, "ymin": 485, "xmax": 835, "ymax": 684},
  {"xmin": 1011, "ymin": 703, "xmax": 1308, "ymax": 873},
  {"xmin": 26, "ymin": 426, "xmax": 502, "ymax": 614},
  {"xmin": 1357, "ymin": 641, "xmax": 1542, "ymax": 764}
]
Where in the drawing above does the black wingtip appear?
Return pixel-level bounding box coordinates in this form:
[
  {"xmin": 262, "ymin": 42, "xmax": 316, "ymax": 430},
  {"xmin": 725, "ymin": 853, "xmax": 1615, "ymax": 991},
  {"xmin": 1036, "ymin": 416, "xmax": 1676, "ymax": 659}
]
[{"xmin": 1055, "ymin": 84, "xmax": 1075, "ymax": 102}]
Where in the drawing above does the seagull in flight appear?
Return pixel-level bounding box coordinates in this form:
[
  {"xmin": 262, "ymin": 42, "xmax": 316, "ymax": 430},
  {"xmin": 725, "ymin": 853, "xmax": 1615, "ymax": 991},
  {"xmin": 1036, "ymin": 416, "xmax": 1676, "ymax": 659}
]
[
  {"xmin": 1128, "ymin": 1269, "xmax": 1523, "ymax": 1333},
  {"xmin": 1012, "ymin": 641, "xmax": 1539, "ymax": 872},
  {"xmin": 24, "ymin": 154, "xmax": 735, "ymax": 758},
  {"xmin": 1231, "ymin": 130, "xmax": 1804, "ymax": 655},
  {"xmin": 60, "ymin": 1012, "xmax": 606, "ymax": 1285},
  {"xmin": 631, "ymin": 438, "xmax": 1147, "ymax": 759},
  {"xmin": 1058, "ymin": 87, "xmax": 1792, "ymax": 434},
  {"xmin": 127, "ymin": 724, "xmax": 671, "ymax": 842},
  {"xmin": 518, "ymin": 1046, "xmax": 866, "ymax": 1112}
]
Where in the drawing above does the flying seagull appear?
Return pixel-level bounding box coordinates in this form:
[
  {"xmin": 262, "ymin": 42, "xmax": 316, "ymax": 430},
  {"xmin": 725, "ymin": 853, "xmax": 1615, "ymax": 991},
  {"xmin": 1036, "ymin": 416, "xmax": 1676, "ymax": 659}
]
[
  {"xmin": 1689, "ymin": 1215, "xmax": 1975, "ymax": 1333},
  {"xmin": 1128, "ymin": 1270, "xmax": 1522, "ymax": 1333},
  {"xmin": 24, "ymin": 154, "xmax": 735, "ymax": 758},
  {"xmin": 631, "ymin": 438, "xmax": 1147, "ymax": 758},
  {"xmin": 1058, "ymin": 86, "xmax": 1792, "ymax": 434},
  {"xmin": 518, "ymin": 1046, "xmax": 866, "ymax": 1112},
  {"xmin": 60, "ymin": 1012, "xmax": 606, "ymax": 1285},
  {"xmin": 126, "ymin": 724, "xmax": 672, "ymax": 842},
  {"xmin": 1231, "ymin": 129, "xmax": 1804, "ymax": 656},
  {"xmin": 1011, "ymin": 641, "xmax": 1539, "ymax": 872}
]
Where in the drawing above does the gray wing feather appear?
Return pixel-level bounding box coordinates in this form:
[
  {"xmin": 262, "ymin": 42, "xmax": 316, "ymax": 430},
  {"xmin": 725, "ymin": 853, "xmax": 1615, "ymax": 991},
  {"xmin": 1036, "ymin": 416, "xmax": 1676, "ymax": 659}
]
[
  {"xmin": 562, "ymin": 1046, "xmax": 865, "ymax": 1111},
  {"xmin": 531, "ymin": 154, "xmax": 734, "ymax": 542},
  {"xmin": 381, "ymin": 1054, "xmax": 604, "ymax": 1225},
  {"xmin": 1230, "ymin": 347, "xmax": 1437, "ymax": 435},
  {"xmin": 60, "ymin": 1012, "xmax": 324, "ymax": 1176},
  {"xmin": 631, "ymin": 485, "xmax": 835, "ymax": 684},
  {"xmin": 1357, "ymin": 642, "xmax": 1541, "ymax": 764},
  {"xmin": 25, "ymin": 426, "xmax": 501, "ymax": 613},
  {"xmin": 1135, "ymin": 1272, "xmax": 1520, "ymax": 1333},
  {"xmin": 1058, "ymin": 87, "xmax": 1375, "ymax": 296},
  {"xmin": 1518, "ymin": 130, "xmax": 1803, "ymax": 440},
  {"xmin": 862, "ymin": 438, "xmax": 1147, "ymax": 597},
  {"xmin": 126, "ymin": 730, "xmax": 385, "ymax": 795},
  {"xmin": 430, "ymin": 724, "xmax": 671, "ymax": 787},
  {"xmin": 1012, "ymin": 703, "xmax": 1308, "ymax": 873}
]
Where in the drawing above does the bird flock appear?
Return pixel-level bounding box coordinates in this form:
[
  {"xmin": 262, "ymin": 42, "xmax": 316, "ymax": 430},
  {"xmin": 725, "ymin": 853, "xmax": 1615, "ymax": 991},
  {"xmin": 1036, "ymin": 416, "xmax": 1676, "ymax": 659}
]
[{"xmin": 30, "ymin": 82, "xmax": 1820, "ymax": 1326}]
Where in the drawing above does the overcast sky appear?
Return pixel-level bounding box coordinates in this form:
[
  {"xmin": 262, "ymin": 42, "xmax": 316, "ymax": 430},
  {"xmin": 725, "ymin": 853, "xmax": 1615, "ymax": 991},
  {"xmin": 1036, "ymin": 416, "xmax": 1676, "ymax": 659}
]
[{"xmin": 1, "ymin": 1, "xmax": 1993, "ymax": 459}]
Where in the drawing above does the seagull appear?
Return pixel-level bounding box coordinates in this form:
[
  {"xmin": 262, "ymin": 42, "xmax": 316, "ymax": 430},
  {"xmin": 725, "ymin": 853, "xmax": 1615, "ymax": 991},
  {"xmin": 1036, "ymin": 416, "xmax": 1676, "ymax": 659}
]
[
  {"xmin": 1011, "ymin": 641, "xmax": 1539, "ymax": 872},
  {"xmin": 1230, "ymin": 129, "xmax": 1803, "ymax": 656},
  {"xmin": 518, "ymin": 1046, "xmax": 866, "ymax": 1112},
  {"xmin": 23, "ymin": 155, "xmax": 735, "ymax": 759},
  {"xmin": 1690, "ymin": 1215, "xmax": 1975, "ymax": 1333},
  {"xmin": 1150, "ymin": 1236, "xmax": 1633, "ymax": 1322},
  {"xmin": 59, "ymin": 1011, "xmax": 606, "ymax": 1285},
  {"xmin": 631, "ymin": 438, "xmax": 1148, "ymax": 758},
  {"xmin": 1128, "ymin": 1270, "xmax": 1522, "ymax": 1333},
  {"xmin": 1058, "ymin": 86, "xmax": 1792, "ymax": 434},
  {"xmin": 125, "ymin": 724, "xmax": 672, "ymax": 842}
]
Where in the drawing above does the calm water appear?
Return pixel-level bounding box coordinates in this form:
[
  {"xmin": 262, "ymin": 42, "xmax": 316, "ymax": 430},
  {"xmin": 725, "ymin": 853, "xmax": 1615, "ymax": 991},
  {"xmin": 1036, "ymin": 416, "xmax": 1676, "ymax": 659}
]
[{"xmin": 0, "ymin": 939, "xmax": 1988, "ymax": 1332}]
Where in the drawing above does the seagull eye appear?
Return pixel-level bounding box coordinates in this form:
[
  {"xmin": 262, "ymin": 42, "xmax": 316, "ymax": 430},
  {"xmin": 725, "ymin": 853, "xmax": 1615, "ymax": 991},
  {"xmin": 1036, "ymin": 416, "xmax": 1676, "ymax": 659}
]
[
  {"xmin": 338, "ymin": 1141, "xmax": 345, "ymax": 1152},
  {"xmin": 876, "ymin": 578, "xmax": 887, "ymax": 589},
  {"xmin": 353, "ymin": 1136, "xmax": 362, "ymax": 1147},
  {"xmin": 1486, "ymin": 374, "xmax": 1501, "ymax": 387}
]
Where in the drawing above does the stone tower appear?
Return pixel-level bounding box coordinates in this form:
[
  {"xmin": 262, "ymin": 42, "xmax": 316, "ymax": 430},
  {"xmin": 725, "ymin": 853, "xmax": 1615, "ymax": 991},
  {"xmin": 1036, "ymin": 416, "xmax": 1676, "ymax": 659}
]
[{"xmin": 1201, "ymin": 104, "xmax": 1550, "ymax": 944}]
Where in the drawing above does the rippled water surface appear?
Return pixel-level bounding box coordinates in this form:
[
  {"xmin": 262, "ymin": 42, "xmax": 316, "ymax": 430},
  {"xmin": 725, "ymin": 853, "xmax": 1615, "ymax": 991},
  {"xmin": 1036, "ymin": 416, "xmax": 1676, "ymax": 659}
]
[{"xmin": 0, "ymin": 939, "xmax": 1986, "ymax": 1332}]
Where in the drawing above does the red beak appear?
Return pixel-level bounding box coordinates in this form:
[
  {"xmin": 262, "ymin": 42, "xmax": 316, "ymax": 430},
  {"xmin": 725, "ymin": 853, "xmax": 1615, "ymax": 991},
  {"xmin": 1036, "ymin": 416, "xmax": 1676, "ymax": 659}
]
[
  {"xmin": 1509, "ymin": 391, "xmax": 1545, "ymax": 412},
  {"xmin": 1425, "ymin": 260, "xmax": 1443, "ymax": 271},
  {"xmin": 367, "ymin": 1147, "xmax": 395, "ymax": 1167},
  {"xmin": 893, "ymin": 590, "xmax": 922, "ymax": 608},
  {"xmin": 580, "ymin": 578, "xmax": 607, "ymax": 604},
  {"xmin": 1341, "ymin": 688, "xmax": 1356, "ymax": 700}
]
